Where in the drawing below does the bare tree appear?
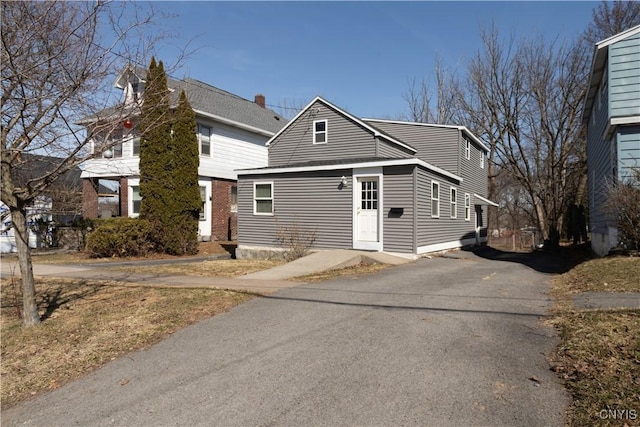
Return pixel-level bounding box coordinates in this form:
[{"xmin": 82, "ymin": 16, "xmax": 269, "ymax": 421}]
[
  {"xmin": 583, "ymin": 0, "xmax": 640, "ymax": 46},
  {"xmin": 1, "ymin": 1, "xmax": 185, "ymax": 326},
  {"xmin": 604, "ymin": 168, "xmax": 640, "ymax": 252},
  {"xmin": 457, "ymin": 26, "xmax": 589, "ymax": 247},
  {"xmin": 402, "ymin": 56, "xmax": 460, "ymax": 125}
]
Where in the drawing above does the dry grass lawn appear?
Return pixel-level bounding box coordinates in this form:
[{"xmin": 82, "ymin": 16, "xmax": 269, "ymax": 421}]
[
  {"xmin": 1, "ymin": 243, "xmax": 392, "ymax": 409},
  {"xmin": 0, "ymin": 278, "xmax": 254, "ymax": 408},
  {"xmin": 114, "ymin": 259, "xmax": 286, "ymax": 278},
  {"xmin": 550, "ymin": 255, "xmax": 640, "ymax": 427}
]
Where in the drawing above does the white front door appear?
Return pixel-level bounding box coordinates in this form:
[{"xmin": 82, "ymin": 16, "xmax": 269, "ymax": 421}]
[{"xmin": 354, "ymin": 176, "xmax": 382, "ymax": 250}]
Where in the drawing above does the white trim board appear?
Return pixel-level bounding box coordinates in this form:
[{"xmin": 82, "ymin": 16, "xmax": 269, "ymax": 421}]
[
  {"xmin": 237, "ymin": 158, "xmax": 462, "ymax": 183},
  {"xmin": 417, "ymin": 238, "xmax": 478, "ymax": 255}
]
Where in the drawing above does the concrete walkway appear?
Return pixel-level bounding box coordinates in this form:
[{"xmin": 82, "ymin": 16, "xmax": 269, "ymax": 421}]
[
  {"xmin": 241, "ymin": 249, "xmax": 411, "ymax": 280},
  {"xmin": 572, "ymin": 291, "xmax": 640, "ymax": 310},
  {"xmin": 0, "ymin": 250, "xmax": 411, "ymax": 294}
]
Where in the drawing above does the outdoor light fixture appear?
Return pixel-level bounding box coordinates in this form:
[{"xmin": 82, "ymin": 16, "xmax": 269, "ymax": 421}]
[
  {"xmin": 103, "ymin": 149, "xmax": 113, "ymax": 159},
  {"xmin": 340, "ymin": 176, "xmax": 348, "ymax": 186},
  {"xmin": 123, "ymin": 119, "xmax": 133, "ymax": 129}
]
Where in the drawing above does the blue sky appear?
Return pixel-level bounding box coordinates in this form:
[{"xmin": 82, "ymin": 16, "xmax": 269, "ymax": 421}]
[{"xmin": 140, "ymin": 1, "xmax": 597, "ymax": 119}]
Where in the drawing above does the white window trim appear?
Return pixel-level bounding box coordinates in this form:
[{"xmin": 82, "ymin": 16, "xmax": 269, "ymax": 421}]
[
  {"xmin": 199, "ymin": 186, "xmax": 207, "ymax": 221},
  {"xmin": 128, "ymin": 178, "xmax": 140, "ymax": 218},
  {"xmin": 480, "ymin": 152, "xmax": 484, "ymax": 169},
  {"xmin": 198, "ymin": 124, "xmax": 212, "ymax": 157},
  {"xmin": 313, "ymin": 119, "xmax": 327, "ymax": 145},
  {"xmin": 464, "ymin": 193, "xmax": 471, "ymax": 221},
  {"xmin": 465, "ymin": 139, "xmax": 471, "ymax": 160},
  {"xmin": 431, "ymin": 180, "xmax": 440, "ymax": 218},
  {"xmin": 450, "ymin": 187, "xmax": 457, "ymax": 219},
  {"xmin": 253, "ymin": 181, "xmax": 274, "ymax": 216}
]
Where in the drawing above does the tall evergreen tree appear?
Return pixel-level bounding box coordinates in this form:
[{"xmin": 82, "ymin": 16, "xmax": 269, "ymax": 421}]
[
  {"xmin": 139, "ymin": 58, "xmax": 200, "ymax": 254},
  {"xmin": 139, "ymin": 57, "xmax": 172, "ymax": 228},
  {"xmin": 166, "ymin": 90, "xmax": 201, "ymax": 254}
]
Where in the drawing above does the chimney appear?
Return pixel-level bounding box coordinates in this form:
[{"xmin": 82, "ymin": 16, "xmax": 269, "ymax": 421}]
[{"xmin": 254, "ymin": 94, "xmax": 266, "ymax": 108}]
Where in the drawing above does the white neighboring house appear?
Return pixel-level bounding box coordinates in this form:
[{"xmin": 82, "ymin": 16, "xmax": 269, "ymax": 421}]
[
  {"xmin": 1, "ymin": 154, "xmax": 83, "ymax": 253},
  {"xmin": 81, "ymin": 67, "xmax": 286, "ymax": 241},
  {"xmin": 1, "ymin": 198, "xmax": 52, "ymax": 253}
]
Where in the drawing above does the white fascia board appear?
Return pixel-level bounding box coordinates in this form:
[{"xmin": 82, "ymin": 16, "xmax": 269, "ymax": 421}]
[
  {"xmin": 266, "ymin": 96, "xmax": 321, "ymax": 147},
  {"xmin": 363, "ymin": 118, "xmax": 490, "ymax": 153},
  {"xmin": 474, "ymin": 193, "xmax": 499, "ymax": 207},
  {"xmin": 603, "ymin": 116, "xmax": 640, "ymax": 139},
  {"xmin": 192, "ymin": 109, "xmax": 276, "ymax": 138},
  {"xmin": 611, "ymin": 116, "xmax": 640, "ymax": 126},
  {"xmin": 266, "ymin": 97, "xmax": 417, "ymax": 154},
  {"xmin": 237, "ymin": 158, "xmax": 462, "ymax": 182},
  {"xmin": 596, "ymin": 24, "xmax": 640, "ymax": 49}
]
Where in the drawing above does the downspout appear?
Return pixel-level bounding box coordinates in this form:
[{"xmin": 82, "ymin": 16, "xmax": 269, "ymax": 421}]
[{"xmin": 413, "ymin": 167, "xmax": 418, "ymax": 253}]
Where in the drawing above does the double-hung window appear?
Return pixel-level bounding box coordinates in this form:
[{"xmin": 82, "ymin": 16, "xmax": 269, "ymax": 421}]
[
  {"xmin": 254, "ymin": 182, "xmax": 273, "ymax": 215},
  {"xmin": 450, "ymin": 187, "xmax": 457, "ymax": 219},
  {"xmin": 431, "ymin": 181, "xmax": 440, "ymax": 218},
  {"xmin": 131, "ymin": 186, "xmax": 141, "ymax": 215},
  {"xmin": 313, "ymin": 120, "xmax": 327, "ymax": 144},
  {"xmin": 198, "ymin": 124, "xmax": 211, "ymax": 156},
  {"xmin": 464, "ymin": 193, "xmax": 471, "ymax": 221}
]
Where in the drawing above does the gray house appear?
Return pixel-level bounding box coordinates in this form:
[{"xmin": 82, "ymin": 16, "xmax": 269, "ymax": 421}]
[
  {"xmin": 236, "ymin": 97, "xmax": 495, "ymax": 258},
  {"xmin": 583, "ymin": 24, "xmax": 640, "ymax": 256}
]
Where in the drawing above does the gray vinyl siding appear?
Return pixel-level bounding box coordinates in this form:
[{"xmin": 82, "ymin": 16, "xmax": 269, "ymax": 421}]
[
  {"xmin": 609, "ymin": 32, "xmax": 640, "ymax": 118},
  {"xmin": 237, "ymin": 170, "xmax": 352, "ymax": 250},
  {"xmin": 416, "ymin": 168, "xmax": 476, "ymax": 248},
  {"xmin": 268, "ymin": 101, "xmax": 377, "ymax": 166},
  {"xmin": 377, "ymin": 138, "xmax": 414, "ymax": 159},
  {"xmin": 366, "ymin": 122, "xmax": 460, "ymax": 173},
  {"xmin": 382, "ymin": 166, "xmax": 416, "ymax": 253},
  {"xmin": 617, "ymin": 125, "xmax": 640, "ymax": 181},
  {"xmin": 459, "ymin": 136, "xmax": 489, "ymax": 197},
  {"xmin": 586, "ymin": 63, "xmax": 614, "ymax": 232}
]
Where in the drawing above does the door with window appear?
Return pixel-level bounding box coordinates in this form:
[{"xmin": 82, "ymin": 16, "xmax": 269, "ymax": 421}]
[{"xmin": 354, "ymin": 177, "xmax": 380, "ymax": 250}]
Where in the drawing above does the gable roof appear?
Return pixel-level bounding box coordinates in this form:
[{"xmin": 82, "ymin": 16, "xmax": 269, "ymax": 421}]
[
  {"xmin": 582, "ymin": 24, "xmax": 640, "ymax": 122},
  {"xmin": 88, "ymin": 65, "xmax": 286, "ymax": 136},
  {"xmin": 266, "ymin": 97, "xmax": 417, "ymax": 154},
  {"xmin": 11, "ymin": 153, "xmax": 82, "ymax": 192},
  {"xmin": 170, "ymin": 77, "xmax": 285, "ymax": 136},
  {"xmin": 362, "ymin": 119, "xmax": 490, "ymax": 153}
]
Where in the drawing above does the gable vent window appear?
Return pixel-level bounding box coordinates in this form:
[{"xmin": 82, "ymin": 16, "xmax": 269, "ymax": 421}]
[
  {"xmin": 198, "ymin": 124, "xmax": 211, "ymax": 156},
  {"xmin": 465, "ymin": 138, "xmax": 471, "ymax": 160},
  {"xmin": 313, "ymin": 120, "xmax": 327, "ymax": 144}
]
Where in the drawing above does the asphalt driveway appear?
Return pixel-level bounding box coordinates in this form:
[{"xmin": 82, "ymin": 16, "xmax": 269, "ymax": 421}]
[{"xmin": 2, "ymin": 250, "xmax": 568, "ymax": 426}]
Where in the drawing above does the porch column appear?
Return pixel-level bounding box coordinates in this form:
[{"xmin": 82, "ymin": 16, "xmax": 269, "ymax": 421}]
[{"xmin": 82, "ymin": 178, "xmax": 99, "ymax": 219}]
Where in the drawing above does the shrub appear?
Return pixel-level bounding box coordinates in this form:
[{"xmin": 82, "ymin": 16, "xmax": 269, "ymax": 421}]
[
  {"xmin": 85, "ymin": 218, "xmax": 154, "ymax": 258},
  {"xmin": 275, "ymin": 217, "xmax": 317, "ymax": 261}
]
